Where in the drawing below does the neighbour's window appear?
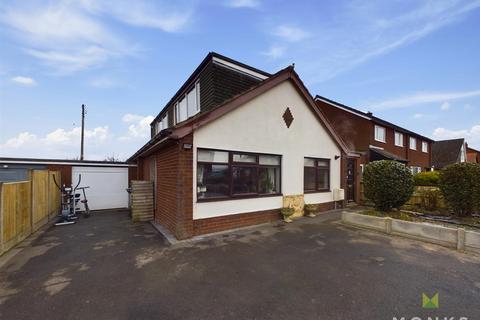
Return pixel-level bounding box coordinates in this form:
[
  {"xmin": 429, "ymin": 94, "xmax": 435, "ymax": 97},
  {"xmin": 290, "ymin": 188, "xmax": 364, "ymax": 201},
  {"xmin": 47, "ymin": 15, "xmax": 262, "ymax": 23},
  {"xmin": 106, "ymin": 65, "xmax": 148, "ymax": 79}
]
[
  {"xmin": 175, "ymin": 82, "xmax": 201, "ymax": 124},
  {"xmin": 409, "ymin": 137, "xmax": 417, "ymax": 150},
  {"xmin": 422, "ymin": 141, "xmax": 428, "ymax": 153},
  {"xmin": 374, "ymin": 125, "xmax": 386, "ymax": 143},
  {"xmin": 197, "ymin": 149, "xmax": 281, "ymax": 200},
  {"xmin": 304, "ymin": 158, "xmax": 330, "ymax": 192},
  {"xmin": 410, "ymin": 166, "xmax": 421, "ymax": 175},
  {"xmin": 394, "ymin": 132, "xmax": 404, "ymax": 147}
]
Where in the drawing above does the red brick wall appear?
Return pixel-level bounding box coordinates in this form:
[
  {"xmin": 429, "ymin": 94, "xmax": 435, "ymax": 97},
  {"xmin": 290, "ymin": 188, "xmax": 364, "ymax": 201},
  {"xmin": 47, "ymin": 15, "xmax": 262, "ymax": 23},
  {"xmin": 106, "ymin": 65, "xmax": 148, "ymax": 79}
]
[
  {"xmin": 151, "ymin": 135, "xmax": 194, "ymax": 240},
  {"xmin": 370, "ymin": 122, "xmax": 432, "ymax": 169},
  {"xmin": 317, "ymin": 100, "xmax": 371, "ymax": 152},
  {"xmin": 154, "ymin": 143, "xmax": 180, "ymax": 236},
  {"xmin": 193, "ymin": 201, "xmax": 342, "ymax": 236}
]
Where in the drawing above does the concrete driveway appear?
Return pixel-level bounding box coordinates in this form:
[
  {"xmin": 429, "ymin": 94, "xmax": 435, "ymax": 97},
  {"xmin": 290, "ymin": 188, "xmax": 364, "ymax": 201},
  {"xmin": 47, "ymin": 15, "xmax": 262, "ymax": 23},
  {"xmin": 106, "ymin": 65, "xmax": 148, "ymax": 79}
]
[{"xmin": 1, "ymin": 210, "xmax": 479, "ymax": 320}]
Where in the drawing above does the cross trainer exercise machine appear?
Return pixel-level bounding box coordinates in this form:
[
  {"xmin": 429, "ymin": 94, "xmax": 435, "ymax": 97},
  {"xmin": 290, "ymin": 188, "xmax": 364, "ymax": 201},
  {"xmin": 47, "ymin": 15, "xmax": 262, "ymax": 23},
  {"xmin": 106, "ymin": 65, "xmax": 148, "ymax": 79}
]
[{"xmin": 52, "ymin": 174, "xmax": 91, "ymax": 226}]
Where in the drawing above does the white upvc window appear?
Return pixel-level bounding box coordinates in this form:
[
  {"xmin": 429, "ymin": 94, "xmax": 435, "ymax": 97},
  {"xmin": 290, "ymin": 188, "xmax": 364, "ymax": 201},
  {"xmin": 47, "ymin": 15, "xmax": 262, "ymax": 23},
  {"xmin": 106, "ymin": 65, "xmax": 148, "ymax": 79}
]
[
  {"xmin": 175, "ymin": 82, "xmax": 201, "ymax": 124},
  {"xmin": 422, "ymin": 141, "xmax": 428, "ymax": 153},
  {"xmin": 394, "ymin": 132, "xmax": 404, "ymax": 147},
  {"xmin": 410, "ymin": 166, "xmax": 421, "ymax": 175},
  {"xmin": 409, "ymin": 137, "xmax": 417, "ymax": 150},
  {"xmin": 374, "ymin": 125, "xmax": 386, "ymax": 143}
]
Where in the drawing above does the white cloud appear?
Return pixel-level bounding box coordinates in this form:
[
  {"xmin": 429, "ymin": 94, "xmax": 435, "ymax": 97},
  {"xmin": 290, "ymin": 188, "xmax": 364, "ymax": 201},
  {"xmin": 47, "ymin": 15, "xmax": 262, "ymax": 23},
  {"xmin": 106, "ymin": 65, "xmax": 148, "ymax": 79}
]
[
  {"xmin": 4, "ymin": 132, "xmax": 37, "ymax": 148},
  {"xmin": 1, "ymin": 126, "xmax": 111, "ymax": 160},
  {"xmin": 11, "ymin": 76, "xmax": 36, "ymax": 86},
  {"xmin": 0, "ymin": 0, "xmax": 192, "ymax": 73},
  {"xmin": 224, "ymin": 0, "xmax": 261, "ymax": 8},
  {"xmin": 440, "ymin": 102, "xmax": 450, "ymax": 111},
  {"xmin": 413, "ymin": 113, "xmax": 424, "ymax": 119},
  {"xmin": 367, "ymin": 89, "xmax": 480, "ymax": 110},
  {"xmin": 261, "ymin": 46, "xmax": 286, "ymax": 59},
  {"xmin": 121, "ymin": 114, "xmax": 154, "ymax": 139},
  {"xmin": 266, "ymin": 1, "xmax": 480, "ymax": 83},
  {"xmin": 433, "ymin": 124, "xmax": 480, "ymax": 149},
  {"xmin": 272, "ymin": 25, "xmax": 311, "ymax": 42}
]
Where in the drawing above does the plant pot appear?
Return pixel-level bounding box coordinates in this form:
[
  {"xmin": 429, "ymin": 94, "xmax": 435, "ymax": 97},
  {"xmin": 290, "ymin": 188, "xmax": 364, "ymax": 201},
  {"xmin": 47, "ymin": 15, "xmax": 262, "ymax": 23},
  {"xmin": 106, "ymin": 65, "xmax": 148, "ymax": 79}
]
[
  {"xmin": 304, "ymin": 205, "xmax": 317, "ymax": 218},
  {"xmin": 281, "ymin": 208, "xmax": 295, "ymax": 223},
  {"xmin": 306, "ymin": 211, "xmax": 316, "ymax": 218}
]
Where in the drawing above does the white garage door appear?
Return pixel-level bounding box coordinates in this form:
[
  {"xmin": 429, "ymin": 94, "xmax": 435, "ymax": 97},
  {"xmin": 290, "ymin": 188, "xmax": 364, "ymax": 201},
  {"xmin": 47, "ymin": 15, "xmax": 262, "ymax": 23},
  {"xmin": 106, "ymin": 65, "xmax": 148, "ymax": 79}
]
[{"xmin": 72, "ymin": 166, "xmax": 129, "ymax": 210}]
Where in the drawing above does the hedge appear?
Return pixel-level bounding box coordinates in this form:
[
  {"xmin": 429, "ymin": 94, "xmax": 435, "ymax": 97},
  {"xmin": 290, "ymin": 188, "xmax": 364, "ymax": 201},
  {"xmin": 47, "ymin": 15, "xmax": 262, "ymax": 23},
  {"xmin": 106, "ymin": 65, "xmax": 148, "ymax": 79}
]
[
  {"xmin": 413, "ymin": 171, "xmax": 440, "ymax": 186},
  {"xmin": 439, "ymin": 163, "xmax": 480, "ymax": 216},
  {"xmin": 363, "ymin": 160, "xmax": 415, "ymax": 212}
]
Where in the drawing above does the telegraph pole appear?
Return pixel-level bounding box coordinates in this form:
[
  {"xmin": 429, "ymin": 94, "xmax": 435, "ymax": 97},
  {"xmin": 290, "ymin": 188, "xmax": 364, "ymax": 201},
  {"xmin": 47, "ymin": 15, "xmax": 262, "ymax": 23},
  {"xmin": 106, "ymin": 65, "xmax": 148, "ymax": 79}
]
[{"xmin": 80, "ymin": 104, "xmax": 86, "ymax": 161}]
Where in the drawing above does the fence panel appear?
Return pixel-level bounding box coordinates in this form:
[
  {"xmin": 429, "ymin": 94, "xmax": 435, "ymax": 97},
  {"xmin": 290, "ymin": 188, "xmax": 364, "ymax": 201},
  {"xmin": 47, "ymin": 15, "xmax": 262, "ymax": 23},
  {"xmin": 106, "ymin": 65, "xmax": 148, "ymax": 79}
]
[
  {"xmin": 32, "ymin": 170, "xmax": 49, "ymax": 232},
  {"xmin": 0, "ymin": 181, "xmax": 32, "ymax": 254},
  {"xmin": 48, "ymin": 171, "xmax": 61, "ymax": 220}
]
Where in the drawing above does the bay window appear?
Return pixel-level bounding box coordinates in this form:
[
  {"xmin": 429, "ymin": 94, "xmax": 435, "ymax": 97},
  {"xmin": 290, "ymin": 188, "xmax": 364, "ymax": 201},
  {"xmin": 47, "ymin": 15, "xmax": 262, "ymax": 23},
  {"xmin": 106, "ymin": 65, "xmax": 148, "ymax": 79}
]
[
  {"xmin": 304, "ymin": 158, "xmax": 330, "ymax": 192},
  {"xmin": 197, "ymin": 149, "xmax": 281, "ymax": 200}
]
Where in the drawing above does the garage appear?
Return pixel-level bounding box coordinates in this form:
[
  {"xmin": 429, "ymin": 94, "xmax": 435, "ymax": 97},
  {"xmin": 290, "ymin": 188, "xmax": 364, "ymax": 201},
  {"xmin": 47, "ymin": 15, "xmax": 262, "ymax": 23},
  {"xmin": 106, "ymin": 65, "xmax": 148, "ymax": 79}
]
[
  {"xmin": 72, "ymin": 166, "xmax": 129, "ymax": 210},
  {"xmin": 0, "ymin": 157, "xmax": 137, "ymax": 211}
]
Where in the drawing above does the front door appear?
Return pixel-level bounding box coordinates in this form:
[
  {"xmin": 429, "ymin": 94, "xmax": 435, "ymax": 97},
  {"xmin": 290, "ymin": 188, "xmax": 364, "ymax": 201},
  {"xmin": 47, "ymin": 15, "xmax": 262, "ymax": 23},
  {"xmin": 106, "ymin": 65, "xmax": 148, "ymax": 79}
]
[{"xmin": 346, "ymin": 159, "xmax": 356, "ymax": 202}]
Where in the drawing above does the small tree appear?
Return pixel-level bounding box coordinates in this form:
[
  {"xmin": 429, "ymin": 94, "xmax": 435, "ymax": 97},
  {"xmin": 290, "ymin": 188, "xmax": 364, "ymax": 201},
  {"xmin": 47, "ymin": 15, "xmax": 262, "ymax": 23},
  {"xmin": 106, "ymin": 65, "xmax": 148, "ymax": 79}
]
[
  {"xmin": 363, "ymin": 160, "xmax": 414, "ymax": 212},
  {"xmin": 439, "ymin": 163, "xmax": 480, "ymax": 217}
]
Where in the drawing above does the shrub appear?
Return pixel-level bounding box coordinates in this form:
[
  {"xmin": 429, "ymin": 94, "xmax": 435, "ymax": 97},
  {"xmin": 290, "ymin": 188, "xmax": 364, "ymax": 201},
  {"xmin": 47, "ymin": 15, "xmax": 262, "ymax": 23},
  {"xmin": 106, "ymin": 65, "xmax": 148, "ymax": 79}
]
[
  {"xmin": 413, "ymin": 171, "xmax": 440, "ymax": 186},
  {"xmin": 439, "ymin": 163, "xmax": 480, "ymax": 216},
  {"xmin": 363, "ymin": 160, "xmax": 414, "ymax": 212}
]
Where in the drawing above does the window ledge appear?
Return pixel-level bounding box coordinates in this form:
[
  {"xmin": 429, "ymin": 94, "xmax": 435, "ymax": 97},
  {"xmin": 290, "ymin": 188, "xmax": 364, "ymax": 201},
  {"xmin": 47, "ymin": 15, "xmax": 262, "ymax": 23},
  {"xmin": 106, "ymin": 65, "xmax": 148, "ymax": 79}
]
[
  {"xmin": 197, "ymin": 193, "xmax": 283, "ymax": 203},
  {"xmin": 304, "ymin": 190, "xmax": 331, "ymax": 194}
]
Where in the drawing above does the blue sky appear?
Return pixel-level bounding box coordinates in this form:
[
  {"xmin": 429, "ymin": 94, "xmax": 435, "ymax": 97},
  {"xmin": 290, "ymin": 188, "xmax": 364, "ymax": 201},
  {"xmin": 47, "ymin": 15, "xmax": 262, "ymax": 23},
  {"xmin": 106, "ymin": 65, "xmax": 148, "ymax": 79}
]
[{"xmin": 1, "ymin": 0, "xmax": 479, "ymax": 160}]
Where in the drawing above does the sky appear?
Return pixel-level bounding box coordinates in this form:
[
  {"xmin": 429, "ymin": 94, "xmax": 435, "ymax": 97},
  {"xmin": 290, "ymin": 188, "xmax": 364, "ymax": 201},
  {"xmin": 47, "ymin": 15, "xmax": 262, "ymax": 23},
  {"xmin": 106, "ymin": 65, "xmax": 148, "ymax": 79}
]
[{"xmin": 0, "ymin": 0, "xmax": 479, "ymax": 161}]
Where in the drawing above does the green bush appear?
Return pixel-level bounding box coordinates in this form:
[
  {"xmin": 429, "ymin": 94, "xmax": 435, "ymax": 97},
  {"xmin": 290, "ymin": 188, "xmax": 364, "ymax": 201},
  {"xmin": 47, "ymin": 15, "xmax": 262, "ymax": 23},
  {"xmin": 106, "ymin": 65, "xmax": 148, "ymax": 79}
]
[
  {"xmin": 413, "ymin": 171, "xmax": 440, "ymax": 186},
  {"xmin": 363, "ymin": 160, "xmax": 414, "ymax": 212},
  {"xmin": 439, "ymin": 163, "xmax": 480, "ymax": 216},
  {"xmin": 418, "ymin": 188, "xmax": 441, "ymax": 211}
]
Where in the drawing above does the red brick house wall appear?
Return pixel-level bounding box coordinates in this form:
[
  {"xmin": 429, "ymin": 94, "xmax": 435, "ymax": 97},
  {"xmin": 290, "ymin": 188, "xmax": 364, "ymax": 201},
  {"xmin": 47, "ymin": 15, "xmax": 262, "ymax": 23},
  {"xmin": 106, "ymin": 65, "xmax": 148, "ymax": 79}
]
[{"xmin": 317, "ymin": 100, "xmax": 371, "ymax": 152}]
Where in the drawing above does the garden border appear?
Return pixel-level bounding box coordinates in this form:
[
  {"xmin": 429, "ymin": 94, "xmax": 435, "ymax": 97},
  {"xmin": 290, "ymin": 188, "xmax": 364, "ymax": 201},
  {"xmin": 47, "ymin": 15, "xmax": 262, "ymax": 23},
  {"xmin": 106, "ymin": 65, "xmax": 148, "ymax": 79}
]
[{"xmin": 342, "ymin": 211, "xmax": 480, "ymax": 254}]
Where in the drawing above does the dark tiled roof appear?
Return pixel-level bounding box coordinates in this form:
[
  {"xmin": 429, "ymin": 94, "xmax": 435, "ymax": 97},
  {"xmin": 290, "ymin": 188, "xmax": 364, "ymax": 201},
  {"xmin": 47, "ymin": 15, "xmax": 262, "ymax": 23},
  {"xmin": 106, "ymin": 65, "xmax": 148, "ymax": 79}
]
[
  {"xmin": 369, "ymin": 148, "xmax": 408, "ymax": 163},
  {"xmin": 315, "ymin": 95, "xmax": 434, "ymax": 142},
  {"xmin": 432, "ymin": 138, "xmax": 464, "ymax": 168}
]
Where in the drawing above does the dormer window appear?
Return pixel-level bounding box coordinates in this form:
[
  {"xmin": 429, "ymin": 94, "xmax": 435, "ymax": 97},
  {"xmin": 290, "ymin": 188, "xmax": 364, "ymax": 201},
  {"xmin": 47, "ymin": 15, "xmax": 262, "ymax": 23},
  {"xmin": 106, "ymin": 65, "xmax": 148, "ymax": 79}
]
[
  {"xmin": 175, "ymin": 82, "xmax": 201, "ymax": 124},
  {"xmin": 155, "ymin": 114, "xmax": 169, "ymax": 134},
  {"xmin": 374, "ymin": 125, "xmax": 386, "ymax": 143}
]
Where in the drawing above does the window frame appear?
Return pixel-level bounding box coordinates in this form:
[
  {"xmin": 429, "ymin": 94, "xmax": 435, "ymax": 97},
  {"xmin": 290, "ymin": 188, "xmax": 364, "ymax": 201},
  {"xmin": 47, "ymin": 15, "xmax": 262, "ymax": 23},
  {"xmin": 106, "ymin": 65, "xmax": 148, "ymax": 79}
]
[
  {"xmin": 374, "ymin": 125, "xmax": 386, "ymax": 143},
  {"xmin": 304, "ymin": 157, "xmax": 331, "ymax": 193},
  {"xmin": 409, "ymin": 137, "xmax": 417, "ymax": 150},
  {"xmin": 196, "ymin": 148, "xmax": 282, "ymax": 202},
  {"xmin": 422, "ymin": 141, "xmax": 428, "ymax": 153},
  {"xmin": 394, "ymin": 131, "xmax": 404, "ymax": 147}
]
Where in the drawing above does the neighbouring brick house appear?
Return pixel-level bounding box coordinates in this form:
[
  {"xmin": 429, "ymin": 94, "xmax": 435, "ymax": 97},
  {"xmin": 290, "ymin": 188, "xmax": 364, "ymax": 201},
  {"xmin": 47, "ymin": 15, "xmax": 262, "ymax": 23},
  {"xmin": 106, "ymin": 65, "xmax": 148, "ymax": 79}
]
[
  {"xmin": 466, "ymin": 144, "xmax": 480, "ymax": 164},
  {"xmin": 314, "ymin": 95, "xmax": 433, "ymax": 203},
  {"xmin": 128, "ymin": 53, "xmax": 350, "ymax": 239},
  {"xmin": 432, "ymin": 138, "xmax": 478, "ymax": 169}
]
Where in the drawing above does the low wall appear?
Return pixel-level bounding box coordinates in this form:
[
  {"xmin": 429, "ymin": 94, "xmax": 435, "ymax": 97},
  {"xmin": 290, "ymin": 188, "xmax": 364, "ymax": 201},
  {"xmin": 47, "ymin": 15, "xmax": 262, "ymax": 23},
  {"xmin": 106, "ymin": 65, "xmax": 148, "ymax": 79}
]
[{"xmin": 342, "ymin": 212, "xmax": 480, "ymax": 254}]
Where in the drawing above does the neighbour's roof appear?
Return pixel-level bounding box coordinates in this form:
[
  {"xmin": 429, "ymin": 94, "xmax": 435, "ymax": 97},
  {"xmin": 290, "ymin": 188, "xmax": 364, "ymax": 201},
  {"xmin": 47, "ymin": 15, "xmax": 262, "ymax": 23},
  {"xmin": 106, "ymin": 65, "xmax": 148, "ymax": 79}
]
[
  {"xmin": 369, "ymin": 148, "xmax": 408, "ymax": 163},
  {"xmin": 315, "ymin": 95, "xmax": 434, "ymax": 142},
  {"xmin": 151, "ymin": 52, "xmax": 272, "ymax": 124},
  {"xmin": 128, "ymin": 66, "xmax": 352, "ymax": 162},
  {"xmin": 432, "ymin": 138, "xmax": 465, "ymax": 168},
  {"xmin": 0, "ymin": 157, "xmax": 136, "ymax": 167}
]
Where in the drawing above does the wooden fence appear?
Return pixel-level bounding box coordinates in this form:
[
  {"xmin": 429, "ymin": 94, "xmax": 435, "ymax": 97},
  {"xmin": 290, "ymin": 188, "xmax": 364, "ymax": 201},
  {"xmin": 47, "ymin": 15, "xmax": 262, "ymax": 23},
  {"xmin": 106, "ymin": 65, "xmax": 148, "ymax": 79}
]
[
  {"xmin": 0, "ymin": 170, "xmax": 61, "ymax": 255},
  {"xmin": 130, "ymin": 180, "xmax": 154, "ymax": 222}
]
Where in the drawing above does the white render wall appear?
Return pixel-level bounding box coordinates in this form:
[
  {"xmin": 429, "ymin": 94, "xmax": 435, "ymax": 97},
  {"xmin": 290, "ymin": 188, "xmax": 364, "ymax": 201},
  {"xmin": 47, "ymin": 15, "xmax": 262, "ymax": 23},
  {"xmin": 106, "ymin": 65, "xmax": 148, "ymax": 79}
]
[{"xmin": 193, "ymin": 80, "xmax": 342, "ymax": 220}]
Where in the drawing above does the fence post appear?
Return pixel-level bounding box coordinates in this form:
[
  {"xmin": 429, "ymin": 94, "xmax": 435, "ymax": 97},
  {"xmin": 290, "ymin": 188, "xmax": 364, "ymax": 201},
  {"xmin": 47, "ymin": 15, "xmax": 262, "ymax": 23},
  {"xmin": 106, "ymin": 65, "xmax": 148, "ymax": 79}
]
[
  {"xmin": 0, "ymin": 182, "xmax": 3, "ymax": 254},
  {"xmin": 457, "ymin": 228, "xmax": 466, "ymax": 251},
  {"xmin": 385, "ymin": 217, "xmax": 392, "ymax": 234}
]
